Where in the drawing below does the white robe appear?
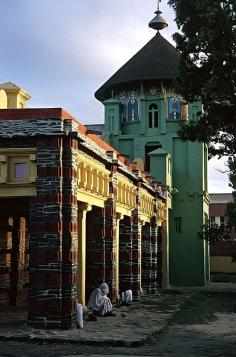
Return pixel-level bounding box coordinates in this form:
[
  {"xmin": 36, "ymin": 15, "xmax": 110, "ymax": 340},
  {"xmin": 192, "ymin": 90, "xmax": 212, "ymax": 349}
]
[{"xmin": 88, "ymin": 283, "xmax": 112, "ymax": 316}]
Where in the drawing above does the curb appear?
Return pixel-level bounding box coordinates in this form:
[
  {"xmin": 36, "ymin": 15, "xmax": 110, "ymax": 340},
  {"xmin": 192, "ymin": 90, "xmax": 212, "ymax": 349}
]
[{"xmin": 0, "ymin": 323, "xmax": 169, "ymax": 347}]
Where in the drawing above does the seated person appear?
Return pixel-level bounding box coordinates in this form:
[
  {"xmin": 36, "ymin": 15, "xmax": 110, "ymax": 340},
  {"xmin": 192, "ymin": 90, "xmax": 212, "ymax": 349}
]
[{"xmin": 88, "ymin": 282, "xmax": 113, "ymax": 317}]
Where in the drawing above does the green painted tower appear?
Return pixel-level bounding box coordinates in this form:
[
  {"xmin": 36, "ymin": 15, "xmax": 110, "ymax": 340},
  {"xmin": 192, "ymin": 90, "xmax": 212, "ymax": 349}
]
[{"xmin": 95, "ymin": 4, "xmax": 210, "ymax": 287}]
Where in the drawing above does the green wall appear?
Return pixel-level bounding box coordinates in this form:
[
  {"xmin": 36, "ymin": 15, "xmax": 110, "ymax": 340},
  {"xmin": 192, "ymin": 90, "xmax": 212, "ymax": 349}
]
[{"xmin": 102, "ymin": 89, "xmax": 210, "ymax": 286}]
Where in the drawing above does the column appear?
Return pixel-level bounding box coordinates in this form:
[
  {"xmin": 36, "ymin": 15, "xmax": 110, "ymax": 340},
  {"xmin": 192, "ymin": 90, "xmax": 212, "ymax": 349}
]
[
  {"xmin": 119, "ymin": 216, "xmax": 133, "ymax": 294},
  {"xmin": 28, "ymin": 135, "xmax": 78, "ymax": 329},
  {"xmin": 17, "ymin": 217, "xmax": 28, "ymax": 303},
  {"xmin": 131, "ymin": 177, "xmax": 142, "ymax": 301},
  {"xmin": 61, "ymin": 136, "xmax": 79, "ymax": 329},
  {"xmin": 77, "ymin": 203, "xmax": 92, "ymax": 306},
  {"xmin": 104, "ymin": 154, "xmax": 118, "ymax": 302},
  {"xmin": 10, "ymin": 216, "xmax": 19, "ymax": 306},
  {"xmin": 151, "ymin": 216, "xmax": 158, "ymax": 293},
  {"xmin": 157, "ymin": 226, "xmax": 163, "ymax": 289},
  {"xmin": 105, "ymin": 196, "xmax": 117, "ymax": 302},
  {"xmin": 0, "ymin": 216, "xmax": 12, "ymax": 305},
  {"xmin": 141, "ymin": 223, "xmax": 152, "ymax": 294},
  {"xmin": 28, "ymin": 136, "xmax": 64, "ymax": 329},
  {"xmin": 161, "ymin": 218, "xmax": 169, "ymax": 288},
  {"xmin": 115, "ymin": 213, "xmax": 123, "ymax": 299}
]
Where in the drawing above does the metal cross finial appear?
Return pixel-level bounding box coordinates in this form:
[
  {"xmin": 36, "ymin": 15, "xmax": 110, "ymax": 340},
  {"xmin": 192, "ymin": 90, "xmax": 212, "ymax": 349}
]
[{"xmin": 157, "ymin": 0, "xmax": 161, "ymax": 11}]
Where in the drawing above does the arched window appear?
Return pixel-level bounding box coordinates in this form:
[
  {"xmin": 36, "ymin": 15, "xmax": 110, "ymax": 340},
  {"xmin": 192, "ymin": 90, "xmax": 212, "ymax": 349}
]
[{"xmin": 148, "ymin": 104, "xmax": 159, "ymax": 128}]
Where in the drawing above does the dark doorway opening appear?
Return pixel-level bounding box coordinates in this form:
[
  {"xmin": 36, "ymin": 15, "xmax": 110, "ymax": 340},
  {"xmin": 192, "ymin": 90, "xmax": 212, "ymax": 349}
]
[
  {"xmin": 0, "ymin": 198, "xmax": 29, "ymax": 307},
  {"xmin": 145, "ymin": 143, "xmax": 162, "ymax": 172},
  {"xmin": 85, "ymin": 206, "xmax": 105, "ymax": 303}
]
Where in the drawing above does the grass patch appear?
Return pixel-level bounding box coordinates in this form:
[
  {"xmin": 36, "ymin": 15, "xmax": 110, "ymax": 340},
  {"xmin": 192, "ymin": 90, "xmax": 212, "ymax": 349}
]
[{"xmin": 170, "ymin": 291, "xmax": 236, "ymax": 325}]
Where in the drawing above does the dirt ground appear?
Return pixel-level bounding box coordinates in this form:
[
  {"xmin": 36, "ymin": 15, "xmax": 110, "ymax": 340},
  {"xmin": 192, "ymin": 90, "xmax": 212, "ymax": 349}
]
[{"xmin": 0, "ymin": 288, "xmax": 236, "ymax": 357}]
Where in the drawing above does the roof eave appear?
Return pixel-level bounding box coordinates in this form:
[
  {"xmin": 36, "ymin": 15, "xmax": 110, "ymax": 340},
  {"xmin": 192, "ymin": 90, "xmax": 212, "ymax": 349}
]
[{"xmin": 95, "ymin": 77, "xmax": 175, "ymax": 102}]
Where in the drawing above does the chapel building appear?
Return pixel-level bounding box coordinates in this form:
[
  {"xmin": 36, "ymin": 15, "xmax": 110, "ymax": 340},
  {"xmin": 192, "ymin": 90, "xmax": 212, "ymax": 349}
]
[{"xmin": 95, "ymin": 5, "xmax": 210, "ymax": 287}]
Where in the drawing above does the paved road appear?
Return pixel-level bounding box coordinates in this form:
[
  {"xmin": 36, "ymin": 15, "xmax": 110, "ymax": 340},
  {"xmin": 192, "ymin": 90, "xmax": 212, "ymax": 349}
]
[
  {"xmin": 0, "ymin": 313, "xmax": 236, "ymax": 357},
  {"xmin": 1, "ymin": 286, "xmax": 236, "ymax": 357}
]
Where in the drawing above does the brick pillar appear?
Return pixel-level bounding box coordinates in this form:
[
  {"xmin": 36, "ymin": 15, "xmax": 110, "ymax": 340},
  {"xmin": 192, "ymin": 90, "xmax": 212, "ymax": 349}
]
[
  {"xmin": 157, "ymin": 226, "xmax": 163, "ymax": 289},
  {"xmin": 104, "ymin": 158, "xmax": 117, "ymax": 302},
  {"xmin": 119, "ymin": 216, "xmax": 133, "ymax": 294},
  {"xmin": 132, "ymin": 193, "xmax": 142, "ymax": 300},
  {"xmin": 0, "ymin": 217, "xmax": 12, "ymax": 305},
  {"xmin": 141, "ymin": 223, "xmax": 152, "ymax": 294},
  {"xmin": 151, "ymin": 216, "xmax": 158, "ymax": 293},
  {"xmin": 28, "ymin": 136, "xmax": 78, "ymax": 329},
  {"xmin": 115, "ymin": 213, "xmax": 123, "ymax": 299},
  {"xmin": 61, "ymin": 136, "xmax": 78, "ymax": 329},
  {"xmin": 86, "ymin": 207, "xmax": 105, "ymax": 302},
  {"xmin": 28, "ymin": 137, "xmax": 63, "ymax": 328},
  {"xmin": 9, "ymin": 217, "xmax": 19, "ymax": 306},
  {"xmin": 77, "ymin": 203, "xmax": 92, "ymax": 306},
  {"xmin": 17, "ymin": 217, "xmax": 28, "ymax": 303}
]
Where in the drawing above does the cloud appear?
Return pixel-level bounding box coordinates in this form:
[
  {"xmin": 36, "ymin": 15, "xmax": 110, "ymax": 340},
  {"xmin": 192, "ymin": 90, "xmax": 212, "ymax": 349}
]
[
  {"xmin": 0, "ymin": 0, "xmax": 228, "ymax": 192},
  {"xmin": 208, "ymin": 157, "xmax": 231, "ymax": 193}
]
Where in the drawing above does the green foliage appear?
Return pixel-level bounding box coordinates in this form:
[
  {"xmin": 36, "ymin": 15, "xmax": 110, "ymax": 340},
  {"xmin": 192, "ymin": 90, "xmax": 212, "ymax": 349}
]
[
  {"xmin": 226, "ymin": 158, "xmax": 236, "ymax": 230},
  {"xmin": 169, "ymin": 0, "xmax": 236, "ymax": 229},
  {"xmin": 198, "ymin": 221, "xmax": 236, "ymax": 261},
  {"xmin": 198, "ymin": 222, "xmax": 231, "ymax": 243},
  {"xmin": 168, "ymin": 0, "xmax": 236, "ymax": 154},
  {"xmin": 169, "ymin": 0, "xmax": 236, "ymax": 156},
  {"xmin": 226, "ymin": 196, "xmax": 236, "ymax": 228},
  {"xmin": 168, "ymin": 1, "xmax": 235, "ymax": 115}
]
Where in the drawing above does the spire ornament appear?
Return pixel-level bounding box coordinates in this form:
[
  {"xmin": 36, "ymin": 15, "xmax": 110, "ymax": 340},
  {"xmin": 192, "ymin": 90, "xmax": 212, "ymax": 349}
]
[{"xmin": 149, "ymin": 0, "xmax": 168, "ymax": 31}]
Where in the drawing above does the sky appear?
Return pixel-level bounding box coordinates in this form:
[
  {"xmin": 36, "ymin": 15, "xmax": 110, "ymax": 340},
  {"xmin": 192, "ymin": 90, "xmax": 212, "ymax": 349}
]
[{"xmin": 0, "ymin": 0, "xmax": 231, "ymax": 193}]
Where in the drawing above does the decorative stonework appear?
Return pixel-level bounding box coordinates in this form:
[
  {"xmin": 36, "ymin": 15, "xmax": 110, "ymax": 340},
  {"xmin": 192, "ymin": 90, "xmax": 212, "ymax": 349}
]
[
  {"xmin": 116, "ymin": 89, "xmax": 140, "ymax": 123},
  {"xmin": 0, "ymin": 148, "xmax": 37, "ymax": 188},
  {"xmin": 0, "ymin": 111, "xmax": 167, "ymax": 329}
]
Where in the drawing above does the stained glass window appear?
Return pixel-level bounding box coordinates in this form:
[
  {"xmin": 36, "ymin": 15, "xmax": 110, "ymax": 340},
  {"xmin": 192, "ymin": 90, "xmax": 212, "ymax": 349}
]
[
  {"xmin": 168, "ymin": 96, "xmax": 181, "ymax": 120},
  {"xmin": 15, "ymin": 163, "xmax": 27, "ymax": 179}
]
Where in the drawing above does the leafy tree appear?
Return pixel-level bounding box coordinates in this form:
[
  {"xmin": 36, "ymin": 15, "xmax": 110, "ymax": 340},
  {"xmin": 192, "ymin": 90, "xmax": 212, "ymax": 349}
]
[
  {"xmin": 198, "ymin": 222, "xmax": 232, "ymax": 243},
  {"xmin": 198, "ymin": 221, "xmax": 236, "ymax": 262},
  {"xmin": 226, "ymin": 157, "xmax": 236, "ymax": 228},
  {"xmin": 168, "ymin": 0, "xmax": 236, "ymax": 231}
]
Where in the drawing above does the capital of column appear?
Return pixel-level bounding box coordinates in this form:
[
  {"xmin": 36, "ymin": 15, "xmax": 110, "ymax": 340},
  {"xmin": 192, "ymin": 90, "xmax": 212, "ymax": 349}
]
[
  {"xmin": 78, "ymin": 202, "xmax": 92, "ymax": 213},
  {"xmin": 140, "ymin": 220, "xmax": 146, "ymax": 227},
  {"xmin": 116, "ymin": 213, "xmax": 124, "ymax": 221}
]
